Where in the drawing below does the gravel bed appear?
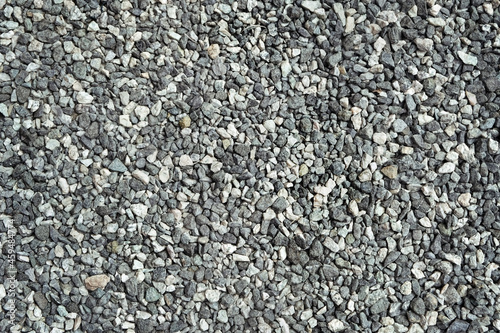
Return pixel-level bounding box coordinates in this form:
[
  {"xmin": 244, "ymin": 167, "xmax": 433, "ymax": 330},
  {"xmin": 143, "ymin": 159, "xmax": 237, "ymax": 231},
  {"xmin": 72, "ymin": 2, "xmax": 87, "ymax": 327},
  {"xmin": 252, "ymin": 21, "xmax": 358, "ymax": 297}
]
[{"xmin": 1, "ymin": 0, "xmax": 500, "ymax": 332}]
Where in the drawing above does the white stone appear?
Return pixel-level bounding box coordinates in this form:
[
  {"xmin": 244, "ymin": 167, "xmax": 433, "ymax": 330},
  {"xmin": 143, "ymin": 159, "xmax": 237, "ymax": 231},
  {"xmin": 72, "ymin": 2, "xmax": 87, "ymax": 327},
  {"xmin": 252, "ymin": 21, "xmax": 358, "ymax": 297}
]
[
  {"xmin": 457, "ymin": 193, "xmax": 471, "ymax": 207},
  {"xmin": 281, "ymin": 60, "xmax": 292, "ymax": 77},
  {"xmin": 374, "ymin": 37, "xmax": 386, "ymax": 51},
  {"xmin": 159, "ymin": 167, "xmax": 170, "ymax": 183},
  {"xmin": 76, "ymin": 91, "xmax": 93, "ymax": 104},
  {"xmin": 345, "ymin": 16, "xmax": 355, "ymax": 33},
  {"xmin": 328, "ymin": 319, "xmax": 345, "ymax": 332},
  {"xmin": 301, "ymin": 0, "xmax": 321, "ymax": 12},
  {"xmin": 132, "ymin": 170, "xmax": 149, "ymax": 184},
  {"xmin": 443, "ymin": 253, "xmax": 462, "ymax": 265},
  {"xmin": 358, "ymin": 169, "xmax": 372, "ymax": 182},
  {"xmin": 333, "ymin": 3, "xmax": 346, "ymax": 26},
  {"xmin": 46, "ymin": 139, "xmax": 60, "ymax": 150},
  {"xmin": 0, "ymin": 103, "xmax": 8, "ymax": 117},
  {"xmin": 373, "ymin": 132, "xmax": 387, "ymax": 145},
  {"xmin": 179, "ymin": 155, "xmax": 193, "ymax": 167},
  {"xmin": 415, "ymin": 38, "xmax": 433, "ymax": 52},
  {"xmin": 438, "ymin": 162, "xmax": 455, "ymax": 174},
  {"xmin": 323, "ymin": 237, "xmax": 339, "ymax": 252},
  {"xmin": 200, "ymin": 319, "xmax": 209, "ymax": 331},
  {"xmin": 0, "ymin": 284, "xmax": 6, "ymax": 301},
  {"xmin": 119, "ymin": 115, "xmax": 133, "ymax": 127},
  {"xmin": 400, "ymin": 281, "xmax": 412, "ymax": 295},
  {"xmin": 233, "ymin": 254, "xmax": 250, "ymax": 261},
  {"xmin": 428, "ymin": 17, "xmax": 446, "ymax": 26},
  {"xmin": 134, "ymin": 105, "xmax": 150, "ymax": 121},
  {"xmin": 348, "ymin": 200, "xmax": 359, "ymax": 216},
  {"xmin": 457, "ymin": 51, "xmax": 477, "ymax": 66},
  {"xmin": 205, "ymin": 289, "xmax": 221, "ymax": 302},
  {"xmin": 58, "ymin": 178, "xmax": 70, "ymax": 194},
  {"xmin": 131, "ymin": 204, "xmax": 148, "ymax": 218},
  {"xmin": 419, "ymin": 217, "xmax": 432, "ymax": 228},
  {"xmin": 408, "ymin": 323, "xmax": 424, "ymax": 333},
  {"xmin": 263, "ymin": 120, "xmax": 276, "ymax": 132},
  {"xmin": 207, "ymin": 44, "xmax": 220, "ymax": 59}
]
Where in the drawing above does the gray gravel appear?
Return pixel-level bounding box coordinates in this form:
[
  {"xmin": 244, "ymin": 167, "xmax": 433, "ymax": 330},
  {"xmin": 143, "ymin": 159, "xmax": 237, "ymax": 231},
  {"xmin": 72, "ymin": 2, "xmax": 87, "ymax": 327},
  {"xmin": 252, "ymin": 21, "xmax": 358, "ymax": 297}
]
[{"xmin": 1, "ymin": 0, "xmax": 500, "ymax": 332}]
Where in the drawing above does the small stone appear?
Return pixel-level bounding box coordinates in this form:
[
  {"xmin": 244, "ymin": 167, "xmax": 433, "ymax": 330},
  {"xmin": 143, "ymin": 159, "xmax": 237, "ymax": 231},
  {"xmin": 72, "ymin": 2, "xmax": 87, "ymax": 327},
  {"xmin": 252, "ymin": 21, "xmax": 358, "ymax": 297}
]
[
  {"xmin": 0, "ymin": 103, "xmax": 9, "ymax": 117},
  {"xmin": 119, "ymin": 115, "xmax": 133, "ymax": 127},
  {"xmin": 410, "ymin": 297, "xmax": 426, "ymax": 315},
  {"xmin": 76, "ymin": 91, "xmax": 94, "ymax": 104},
  {"xmin": 135, "ymin": 106, "xmax": 150, "ymax": 121},
  {"xmin": 145, "ymin": 287, "xmax": 161, "ymax": 302},
  {"xmin": 301, "ymin": 0, "xmax": 321, "ymax": 12},
  {"xmin": 205, "ymin": 289, "xmax": 221, "ymax": 302},
  {"xmin": 299, "ymin": 164, "xmax": 309, "ymax": 176},
  {"xmin": 345, "ymin": 16, "xmax": 355, "ymax": 33},
  {"xmin": 281, "ymin": 60, "xmax": 292, "ymax": 77},
  {"xmin": 46, "ymin": 139, "xmax": 60, "ymax": 150},
  {"xmin": 85, "ymin": 275, "xmax": 110, "ymax": 291},
  {"xmin": 457, "ymin": 193, "xmax": 471, "ymax": 207},
  {"xmin": 159, "ymin": 167, "xmax": 170, "ymax": 183},
  {"xmin": 373, "ymin": 132, "xmax": 387, "ymax": 145},
  {"xmin": 179, "ymin": 116, "xmax": 191, "ymax": 128},
  {"xmin": 34, "ymin": 292, "xmax": 48, "ymax": 310},
  {"xmin": 328, "ymin": 319, "xmax": 345, "ymax": 332},
  {"xmin": 207, "ymin": 44, "xmax": 220, "ymax": 59},
  {"xmin": 415, "ymin": 38, "xmax": 433, "ymax": 52},
  {"xmin": 400, "ymin": 281, "xmax": 412, "ymax": 295},
  {"xmin": 16, "ymin": 86, "xmax": 30, "ymax": 103},
  {"xmin": 34, "ymin": 225, "xmax": 50, "ymax": 241},
  {"xmin": 132, "ymin": 170, "xmax": 150, "ymax": 184},
  {"xmin": 381, "ymin": 165, "xmax": 398, "ymax": 179},
  {"xmin": 131, "ymin": 204, "xmax": 148, "ymax": 218},
  {"xmin": 288, "ymin": 96, "xmax": 305, "ymax": 109},
  {"xmin": 299, "ymin": 118, "xmax": 313, "ymax": 133},
  {"xmin": 217, "ymin": 309, "xmax": 228, "ymax": 323},
  {"xmin": 446, "ymin": 320, "xmax": 469, "ymax": 333},
  {"xmin": 438, "ymin": 162, "xmax": 455, "ymax": 174},
  {"xmin": 457, "ymin": 51, "xmax": 477, "ymax": 66},
  {"xmin": 179, "ymin": 155, "xmax": 193, "ymax": 167},
  {"xmin": 109, "ymin": 158, "xmax": 127, "ymax": 172},
  {"xmin": 263, "ymin": 120, "xmax": 276, "ymax": 132},
  {"xmin": 393, "ymin": 119, "xmax": 408, "ymax": 132},
  {"xmin": 358, "ymin": 169, "xmax": 372, "ymax": 182}
]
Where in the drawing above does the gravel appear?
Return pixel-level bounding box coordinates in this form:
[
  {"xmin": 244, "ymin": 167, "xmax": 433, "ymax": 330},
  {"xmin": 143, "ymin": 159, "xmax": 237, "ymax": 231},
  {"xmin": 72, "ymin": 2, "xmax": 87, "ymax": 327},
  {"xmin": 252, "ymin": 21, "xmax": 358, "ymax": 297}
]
[{"xmin": 1, "ymin": 0, "xmax": 500, "ymax": 332}]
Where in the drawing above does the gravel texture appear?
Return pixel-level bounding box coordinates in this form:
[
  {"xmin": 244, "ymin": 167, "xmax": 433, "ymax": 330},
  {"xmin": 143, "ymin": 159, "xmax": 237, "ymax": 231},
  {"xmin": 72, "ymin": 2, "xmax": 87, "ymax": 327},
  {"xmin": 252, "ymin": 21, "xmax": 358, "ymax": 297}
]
[{"xmin": 1, "ymin": 0, "xmax": 500, "ymax": 332}]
